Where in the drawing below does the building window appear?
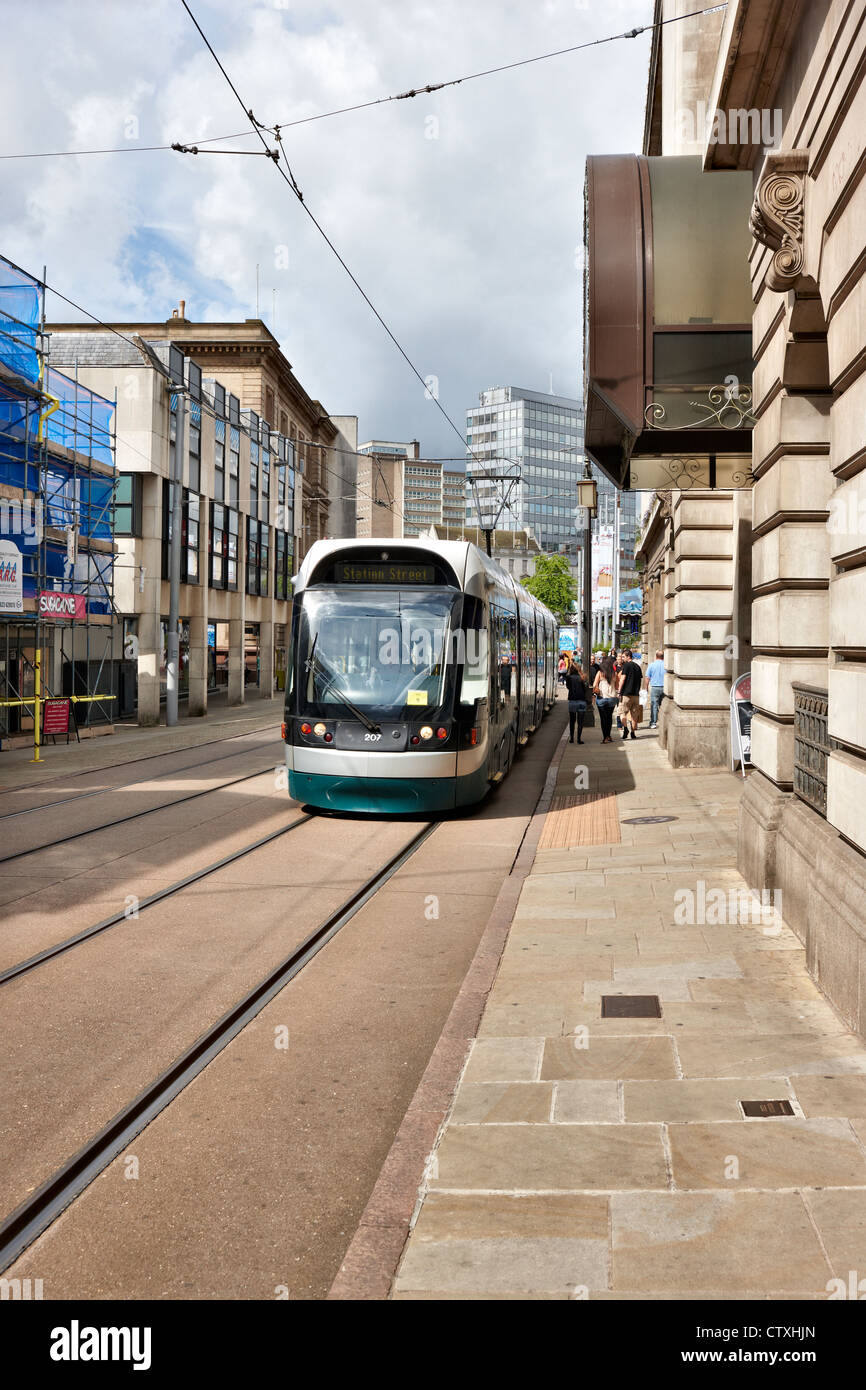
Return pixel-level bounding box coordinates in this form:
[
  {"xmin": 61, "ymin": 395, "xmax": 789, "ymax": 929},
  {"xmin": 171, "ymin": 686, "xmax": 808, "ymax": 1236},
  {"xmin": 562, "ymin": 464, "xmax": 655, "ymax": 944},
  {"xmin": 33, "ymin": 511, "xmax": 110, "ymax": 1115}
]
[
  {"xmin": 214, "ymin": 432, "xmax": 225, "ymax": 503},
  {"xmin": 264, "ymin": 386, "xmax": 275, "ymax": 427},
  {"xmin": 188, "ymin": 401, "xmax": 201, "ymax": 493},
  {"xmin": 114, "ymin": 473, "xmax": 142, "ymax": 536},
  {"xmin": 246, "ymin": 518, "xmax": 270, "ymax": 596},
  {"xmin": 183, "ymin": 491, "xmax": 200, "ymax": 585},
  {"xmin": 275, "ymin": 529, "xmax": 293, "ymax": 599},
  {"xmin": 209, "ymin": 503, "xmax": 239, "ymax": 591},
  {"xmin": 229, "ymin": 427, "xmax": 240, "ymax": 507}
]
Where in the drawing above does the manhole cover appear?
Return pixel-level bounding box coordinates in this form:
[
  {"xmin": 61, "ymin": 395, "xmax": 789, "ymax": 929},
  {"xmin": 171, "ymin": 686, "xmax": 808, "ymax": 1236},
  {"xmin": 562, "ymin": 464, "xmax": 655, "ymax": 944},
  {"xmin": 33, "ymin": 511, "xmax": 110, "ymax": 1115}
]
[
  {"xmin": 601, "ymin": 995, "xmax": 662, "ymax": 1018},
  {"xmin": 740, "ymin": 1099, "xmax": 795, "ymax": 1118},
  {"xmin": 621, "ymin": 815, "xmax": 679, "ymax": 825}
]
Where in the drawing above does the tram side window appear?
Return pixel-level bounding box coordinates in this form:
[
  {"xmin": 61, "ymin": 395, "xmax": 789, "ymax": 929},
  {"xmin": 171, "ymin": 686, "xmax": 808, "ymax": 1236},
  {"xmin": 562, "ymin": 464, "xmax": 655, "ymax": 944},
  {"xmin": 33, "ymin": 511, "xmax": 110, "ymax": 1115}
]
[
  {"xmin": 493, "ymin": 604, "xmax": 516, "ymax": 698},
  {"xmin": 459, "ymin": 596, "xmax": 489, "ymax": 705}
]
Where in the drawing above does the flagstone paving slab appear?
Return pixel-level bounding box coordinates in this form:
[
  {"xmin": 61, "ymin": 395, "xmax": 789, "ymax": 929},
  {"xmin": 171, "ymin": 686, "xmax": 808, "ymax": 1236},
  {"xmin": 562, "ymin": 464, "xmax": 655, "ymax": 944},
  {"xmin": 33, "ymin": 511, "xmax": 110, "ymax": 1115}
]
[
  {"xmin": 540, "ymin": 1035, "xmax": 679, "ymax": 1081},
  {"xmin": 429, "ymin": 1123, "xmax": 669, "ymax": 1191},
  {"xmin": 450, "ymin": 1083, "xmax": 554, "ymax": 1125},
  {"xmin": 610, "ymin": 1192, "xmax": 832, "ymax": 1294},
  {"xmin": 802, "ymin": 1189, "xmax": 866, "ymax": 1277},
  {"xmin": 668, "ymin": 1117, "xmax": 866, "ymax": 1189},
  {"xmin": 460, "ymin": 1038, "xmax": 543, "ymax": 1084},
  {"xmin": 552, "ymin": 1080, "xmax": 621, "ymax": 1123},
  {"xmin": 677, "ymin": 1032, "xmax": 866, "ymax": 1078},
  {"xmin": 624, "ymin": 1079, "xmax": 794, "ymax": 1123}
]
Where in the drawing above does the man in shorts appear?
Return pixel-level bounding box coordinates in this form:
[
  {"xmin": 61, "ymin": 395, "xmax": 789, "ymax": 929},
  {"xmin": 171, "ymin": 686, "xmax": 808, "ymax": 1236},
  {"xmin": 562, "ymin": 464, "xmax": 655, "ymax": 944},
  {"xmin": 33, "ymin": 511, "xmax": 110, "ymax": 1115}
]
[{"xmin": 617, "ymin": 648, "xmax": 643, "ymax": 741}]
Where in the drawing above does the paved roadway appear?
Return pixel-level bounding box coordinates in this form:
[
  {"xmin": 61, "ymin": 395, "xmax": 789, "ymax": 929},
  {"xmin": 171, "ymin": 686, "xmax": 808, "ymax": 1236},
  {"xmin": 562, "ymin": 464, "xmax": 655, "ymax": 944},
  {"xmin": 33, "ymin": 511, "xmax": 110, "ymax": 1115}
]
[{"xmin": 1, "ymin": 705, "xmax": 566, "ymax": 1299}]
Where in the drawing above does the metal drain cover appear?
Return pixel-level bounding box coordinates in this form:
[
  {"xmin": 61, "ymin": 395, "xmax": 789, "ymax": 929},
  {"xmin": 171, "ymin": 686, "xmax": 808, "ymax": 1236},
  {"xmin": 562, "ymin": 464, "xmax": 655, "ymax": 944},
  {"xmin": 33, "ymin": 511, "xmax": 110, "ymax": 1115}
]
[
  {"xmin": 621, "ymin": 815, "xmax": 679, "ymax": 825},
  {"xmin": 740, "ymin": 1099, "xmax": 795, "ymax": 1118},
  {"xmin": 601, "ymin": 995, "xmax": 662, "ymax": 1018}
]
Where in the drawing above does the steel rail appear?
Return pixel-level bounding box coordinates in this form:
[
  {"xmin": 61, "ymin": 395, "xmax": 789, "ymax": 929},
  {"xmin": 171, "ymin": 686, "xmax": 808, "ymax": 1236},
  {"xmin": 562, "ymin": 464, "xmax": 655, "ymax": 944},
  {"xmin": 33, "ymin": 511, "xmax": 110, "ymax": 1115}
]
[
  {"xmin": 0, "ymin": 720, "xmax": 281, "ymax": 807},
  {"xmin": 0, "ymin": 762, "xmax": 283, "ymax": 865},
  {"xmin": 0, "ymin": 809, "xmax": 313, "ymax": 985},
  {"xmin": 0, "ymin": 819, "xmax": 438, "ymax": 1271}
]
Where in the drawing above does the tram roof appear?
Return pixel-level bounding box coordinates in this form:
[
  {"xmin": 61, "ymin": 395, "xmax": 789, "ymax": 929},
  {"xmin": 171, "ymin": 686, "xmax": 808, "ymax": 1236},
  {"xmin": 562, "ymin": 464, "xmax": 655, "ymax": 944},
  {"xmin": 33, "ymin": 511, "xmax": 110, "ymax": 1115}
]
[{"xmin": 293, "ymin": 536, "xmax": 556, "ymax": 620}]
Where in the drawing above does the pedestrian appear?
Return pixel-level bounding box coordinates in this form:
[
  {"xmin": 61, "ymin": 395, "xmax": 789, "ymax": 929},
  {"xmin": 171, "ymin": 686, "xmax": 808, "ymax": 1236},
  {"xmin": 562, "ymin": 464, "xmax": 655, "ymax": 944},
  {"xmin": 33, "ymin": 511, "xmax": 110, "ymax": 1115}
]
[
  {"xmin": 617, "ymin": 647, "xmax": 643, "ymax": 741},
  {"xmin": 645, "ymin": 648, "xmax": 666, "ymax": 729},
  {"xmin": 558, "ymin": 653, "xmax": 568, "ymax": 687},
  {"xmin": 565, "ymin": 659, "xmax": 589, "ymax": 744},
  {"xmin": 589, "ymin": 650, "xmax": 603, "ymax": 685},
  {"xmin": 592, "ymin": 654, "xmax": 618, "ymax": 743}
]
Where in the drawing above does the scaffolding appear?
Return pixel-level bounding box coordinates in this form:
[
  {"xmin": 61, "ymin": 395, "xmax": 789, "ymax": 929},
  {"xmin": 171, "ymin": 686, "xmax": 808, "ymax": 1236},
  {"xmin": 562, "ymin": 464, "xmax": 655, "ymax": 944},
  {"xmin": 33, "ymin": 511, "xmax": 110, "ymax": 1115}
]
[{"xmin": 0, "ymin": 253, "xmax": 117, "ymax": 755}]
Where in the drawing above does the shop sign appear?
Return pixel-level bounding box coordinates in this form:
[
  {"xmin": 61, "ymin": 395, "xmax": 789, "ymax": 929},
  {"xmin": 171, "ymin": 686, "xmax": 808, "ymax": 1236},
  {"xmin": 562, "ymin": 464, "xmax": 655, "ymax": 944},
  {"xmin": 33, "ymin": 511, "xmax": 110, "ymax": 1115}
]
[
  {"xmin": 0, "ymin": 541, "xmax": 23, "ymax": 613},
  {"xmin": 38, "ymin": 590, "xmax": 86, "ymax": 620}
]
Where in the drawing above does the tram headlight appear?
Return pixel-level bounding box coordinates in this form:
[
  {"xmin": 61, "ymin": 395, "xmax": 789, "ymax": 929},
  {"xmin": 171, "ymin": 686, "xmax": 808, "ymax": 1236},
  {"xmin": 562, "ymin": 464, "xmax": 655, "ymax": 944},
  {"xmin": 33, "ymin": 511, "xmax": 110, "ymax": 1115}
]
[
  {"xmin": 419, "ymin": 726, "xmax": 433, "ymax": 740},
  {"xmin": 313, "ymin": 722, "xmax": 327, "ymax": 737}
]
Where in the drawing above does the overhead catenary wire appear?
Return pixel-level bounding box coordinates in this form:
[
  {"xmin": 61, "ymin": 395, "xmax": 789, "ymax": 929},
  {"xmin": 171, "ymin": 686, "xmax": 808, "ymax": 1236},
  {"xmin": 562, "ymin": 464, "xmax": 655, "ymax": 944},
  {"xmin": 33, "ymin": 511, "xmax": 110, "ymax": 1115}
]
[
  {"xmin": 177, "ymin": 0, "xmax": 484, "ymax": 474},
  {"xmin": 0, "ymin": 4, "xmax": 727, "ymax": 160}
]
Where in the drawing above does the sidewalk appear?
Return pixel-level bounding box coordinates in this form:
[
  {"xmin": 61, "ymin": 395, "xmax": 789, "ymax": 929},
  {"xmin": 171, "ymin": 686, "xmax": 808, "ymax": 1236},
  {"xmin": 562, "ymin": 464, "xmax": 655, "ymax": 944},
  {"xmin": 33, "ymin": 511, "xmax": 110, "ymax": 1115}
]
[
  {"xmin": 0, "ymin": 693, "xmax": 284, "ymax": 792},
  {"xmin": 391, "ymin": 719, "xmax": 866, "ymax": 1299}
]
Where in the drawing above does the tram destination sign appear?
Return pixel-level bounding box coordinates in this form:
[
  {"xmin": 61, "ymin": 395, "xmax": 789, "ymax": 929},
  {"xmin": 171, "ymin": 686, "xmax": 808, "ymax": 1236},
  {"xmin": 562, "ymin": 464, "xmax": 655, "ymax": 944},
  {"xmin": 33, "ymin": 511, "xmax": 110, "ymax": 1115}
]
[{"xmin": 334, "ymin": 562, "xmax": 435, "ymax": 585}]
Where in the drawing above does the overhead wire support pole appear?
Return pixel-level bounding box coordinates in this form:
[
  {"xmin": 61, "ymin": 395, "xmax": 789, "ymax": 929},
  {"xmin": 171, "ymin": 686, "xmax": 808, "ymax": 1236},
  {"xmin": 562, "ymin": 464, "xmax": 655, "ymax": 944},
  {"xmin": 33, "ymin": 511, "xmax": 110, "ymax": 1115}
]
[{"xmin": 166, "ymin": 382, "xmax": 185, "ymax": 727}]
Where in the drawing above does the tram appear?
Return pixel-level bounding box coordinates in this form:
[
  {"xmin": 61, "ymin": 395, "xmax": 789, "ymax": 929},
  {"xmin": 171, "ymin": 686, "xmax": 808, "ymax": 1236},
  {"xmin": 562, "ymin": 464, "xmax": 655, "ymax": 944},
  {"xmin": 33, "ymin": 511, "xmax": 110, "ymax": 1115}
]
[{"xmin": 282, "ymin": 537, "xmax": 558, "ymax": 813}]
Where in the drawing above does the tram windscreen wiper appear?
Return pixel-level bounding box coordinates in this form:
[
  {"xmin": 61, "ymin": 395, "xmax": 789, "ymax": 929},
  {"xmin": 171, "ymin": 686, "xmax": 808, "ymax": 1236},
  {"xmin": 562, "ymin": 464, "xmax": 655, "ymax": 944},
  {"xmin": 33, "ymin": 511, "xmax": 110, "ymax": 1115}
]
[{"xmin": 311, "ymin": 650, "xmax": 381, "ymax": 734}]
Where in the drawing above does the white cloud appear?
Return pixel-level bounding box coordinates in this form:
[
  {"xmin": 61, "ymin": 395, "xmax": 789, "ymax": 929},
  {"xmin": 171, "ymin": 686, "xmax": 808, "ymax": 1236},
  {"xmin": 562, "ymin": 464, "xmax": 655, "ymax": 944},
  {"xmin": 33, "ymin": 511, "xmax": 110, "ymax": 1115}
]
[{"xmin": 1, "ymin": 0, "xmax": 653, "ymax": 452}]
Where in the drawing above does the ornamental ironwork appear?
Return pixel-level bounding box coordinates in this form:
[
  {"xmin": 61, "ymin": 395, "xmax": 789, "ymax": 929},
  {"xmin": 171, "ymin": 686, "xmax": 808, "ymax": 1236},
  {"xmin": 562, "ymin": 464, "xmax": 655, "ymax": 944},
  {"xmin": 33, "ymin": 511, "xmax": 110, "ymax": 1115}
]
[
  {"xmin": 644, "ymin": 382, "xmax": 757, "ymax": 432},
  {"xmin": 792, "ymin": 683, "xmax": 829, "ymax": 818}
]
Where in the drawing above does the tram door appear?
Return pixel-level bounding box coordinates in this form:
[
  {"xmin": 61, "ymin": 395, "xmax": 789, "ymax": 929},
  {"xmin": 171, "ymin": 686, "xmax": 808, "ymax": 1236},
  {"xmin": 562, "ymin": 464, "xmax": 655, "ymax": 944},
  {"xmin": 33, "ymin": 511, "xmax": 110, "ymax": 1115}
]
[{"xmin": 489, "ymin": 599, "xmax": 517, "ymax": 777}]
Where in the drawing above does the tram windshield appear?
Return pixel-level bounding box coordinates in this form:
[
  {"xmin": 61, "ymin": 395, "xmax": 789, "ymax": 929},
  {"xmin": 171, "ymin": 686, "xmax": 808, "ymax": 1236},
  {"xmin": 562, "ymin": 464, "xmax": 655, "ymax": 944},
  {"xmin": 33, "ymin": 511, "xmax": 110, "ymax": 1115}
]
[{"xmin": 296, "ymin": 588, "xmax": 460, "ymax": 717}]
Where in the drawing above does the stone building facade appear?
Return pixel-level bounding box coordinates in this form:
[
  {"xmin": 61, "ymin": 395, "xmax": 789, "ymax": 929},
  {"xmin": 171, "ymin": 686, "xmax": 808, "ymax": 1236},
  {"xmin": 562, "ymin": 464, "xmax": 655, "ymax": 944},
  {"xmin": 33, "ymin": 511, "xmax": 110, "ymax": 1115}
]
[
  {"xmin": 49, "ymin": 332, "xmax": 299, "ymax": 724},
  {"xmin": 622, "ymin": 0, "xmax": 866, "ymax": 1035},
  {"xmin": 50, "ymin": 311, "xmax": 355, "ymax": 562}
]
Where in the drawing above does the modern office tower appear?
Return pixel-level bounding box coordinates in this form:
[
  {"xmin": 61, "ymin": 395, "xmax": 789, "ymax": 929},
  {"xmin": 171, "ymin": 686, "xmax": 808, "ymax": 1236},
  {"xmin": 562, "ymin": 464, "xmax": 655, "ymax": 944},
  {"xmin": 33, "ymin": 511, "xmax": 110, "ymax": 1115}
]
[
  {"xmin": 357, "ymin": 440, "xmax": 466, "ymax": 539},
  {"xmin": 465, "ymin": 387, "xmax": 585, "ymax": 555}
]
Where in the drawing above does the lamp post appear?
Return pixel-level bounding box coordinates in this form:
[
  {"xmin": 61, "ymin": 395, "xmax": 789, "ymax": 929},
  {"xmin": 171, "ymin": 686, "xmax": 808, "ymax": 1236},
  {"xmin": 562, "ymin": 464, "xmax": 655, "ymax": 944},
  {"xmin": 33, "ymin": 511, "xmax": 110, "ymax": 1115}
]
[{"xmin": 576, "ymin": 463, "xmax": 598, "ymax": 678}]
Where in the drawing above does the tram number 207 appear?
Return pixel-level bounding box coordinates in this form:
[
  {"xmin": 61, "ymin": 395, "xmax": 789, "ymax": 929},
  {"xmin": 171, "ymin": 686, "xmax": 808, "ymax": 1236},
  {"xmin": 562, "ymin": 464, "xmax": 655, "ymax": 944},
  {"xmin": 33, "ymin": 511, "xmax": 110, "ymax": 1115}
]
[{"xmin": 364, "ymin": 732, "xmax": 382, "ymax": 742}]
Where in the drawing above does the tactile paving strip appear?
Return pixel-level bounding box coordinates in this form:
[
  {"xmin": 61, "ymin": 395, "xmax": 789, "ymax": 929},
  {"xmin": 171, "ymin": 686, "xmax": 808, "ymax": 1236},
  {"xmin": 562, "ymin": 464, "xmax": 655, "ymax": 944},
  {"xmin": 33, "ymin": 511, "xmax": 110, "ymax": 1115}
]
[{"xmin": 538, "ymin": 792, "xmax": 621, "ymax": 850}]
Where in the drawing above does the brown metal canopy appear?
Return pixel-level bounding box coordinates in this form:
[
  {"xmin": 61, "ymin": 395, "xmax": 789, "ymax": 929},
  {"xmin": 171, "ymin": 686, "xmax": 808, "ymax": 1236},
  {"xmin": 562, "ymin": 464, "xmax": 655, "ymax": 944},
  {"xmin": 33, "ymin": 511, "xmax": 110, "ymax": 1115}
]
[{"xmin": 583, "ymin": 154, "xmax": 755, "ymax": 489}]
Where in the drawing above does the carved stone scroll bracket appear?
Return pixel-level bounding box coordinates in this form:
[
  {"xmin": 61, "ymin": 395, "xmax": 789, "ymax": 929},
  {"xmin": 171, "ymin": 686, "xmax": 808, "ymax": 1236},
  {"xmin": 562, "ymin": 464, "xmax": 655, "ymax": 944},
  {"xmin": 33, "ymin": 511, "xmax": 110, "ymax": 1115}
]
[{"xmin": 750, "ymin": 149, "xmax": 810, "ymax": 294}]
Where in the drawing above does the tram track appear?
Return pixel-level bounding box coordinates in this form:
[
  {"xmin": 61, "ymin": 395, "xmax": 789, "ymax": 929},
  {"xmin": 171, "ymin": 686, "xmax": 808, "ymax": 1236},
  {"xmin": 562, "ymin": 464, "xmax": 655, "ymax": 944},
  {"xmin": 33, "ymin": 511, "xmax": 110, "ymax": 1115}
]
[
  {"xmin": 0, "ymin": 818, "xmax": 438, "ymax": 1273},
  {"xmin": 0, "ymin": 724, "xmax": 281, "ymax": 820},
  {"xmin": 0, "ymin": 761, "xmax": 284, "ymax": 866},
  {"xmin": 0, "ymin": 809, "xmax": 313, "ymax": 984}
]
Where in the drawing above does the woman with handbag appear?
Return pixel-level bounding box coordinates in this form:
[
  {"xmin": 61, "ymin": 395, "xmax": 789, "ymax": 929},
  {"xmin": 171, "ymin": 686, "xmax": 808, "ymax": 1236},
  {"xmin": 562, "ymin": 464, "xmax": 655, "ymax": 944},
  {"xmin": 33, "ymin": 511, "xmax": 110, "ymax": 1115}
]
[
  {"xmin": 565, "ymin": 660, "xmax": 589, "ymax": 744},
  {"xmin": 592, "ymin": 655, "xmax": 618, "ymax": 744}
]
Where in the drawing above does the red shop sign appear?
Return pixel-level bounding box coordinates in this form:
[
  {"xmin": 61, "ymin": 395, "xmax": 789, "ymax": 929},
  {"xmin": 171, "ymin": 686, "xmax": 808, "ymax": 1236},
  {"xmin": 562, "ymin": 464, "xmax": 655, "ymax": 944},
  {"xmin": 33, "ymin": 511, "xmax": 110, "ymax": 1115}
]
[
  {"xmin": 43, "ymin": 697, "xmax": 71, "ymax": 735},
  {"xmin": 38, "ymin": 590, "xmax": 86, "ymax": 620}
]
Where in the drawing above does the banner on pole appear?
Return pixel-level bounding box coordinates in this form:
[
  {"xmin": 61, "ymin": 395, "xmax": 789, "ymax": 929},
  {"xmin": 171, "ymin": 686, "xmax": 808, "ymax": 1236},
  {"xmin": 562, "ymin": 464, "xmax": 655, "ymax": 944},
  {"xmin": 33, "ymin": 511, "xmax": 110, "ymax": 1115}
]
[{"xmin": 591, "ymin": 525, "xmax": 614, "ymax": 612}]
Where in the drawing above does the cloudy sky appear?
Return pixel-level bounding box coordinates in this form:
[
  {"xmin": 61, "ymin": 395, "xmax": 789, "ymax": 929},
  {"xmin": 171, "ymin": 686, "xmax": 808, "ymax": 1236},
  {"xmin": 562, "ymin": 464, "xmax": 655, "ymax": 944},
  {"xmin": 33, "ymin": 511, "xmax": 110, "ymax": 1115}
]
[{"xmin": 2, "ymin": 0, "xmax": 654, "ymax": 457}]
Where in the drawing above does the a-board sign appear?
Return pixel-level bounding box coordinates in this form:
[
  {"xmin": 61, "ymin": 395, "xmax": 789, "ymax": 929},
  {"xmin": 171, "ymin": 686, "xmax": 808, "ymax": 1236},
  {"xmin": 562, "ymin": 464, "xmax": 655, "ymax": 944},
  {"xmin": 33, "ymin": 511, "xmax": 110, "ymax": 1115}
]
[
  {"xmin": 731, "ymin": 672, "xmax": 753, "ymax": 777},
  {"xmin": 43, "ymin": 697, "xmax": 71, "ymax": 735}
]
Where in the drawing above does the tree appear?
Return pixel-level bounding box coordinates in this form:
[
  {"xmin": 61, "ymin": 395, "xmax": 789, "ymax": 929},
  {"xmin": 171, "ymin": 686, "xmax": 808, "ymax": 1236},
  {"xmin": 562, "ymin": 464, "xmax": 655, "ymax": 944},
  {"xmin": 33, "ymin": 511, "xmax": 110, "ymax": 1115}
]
[{"xmin": 521, "ymin": 554, "xmax": 578, "ymax": 625}]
